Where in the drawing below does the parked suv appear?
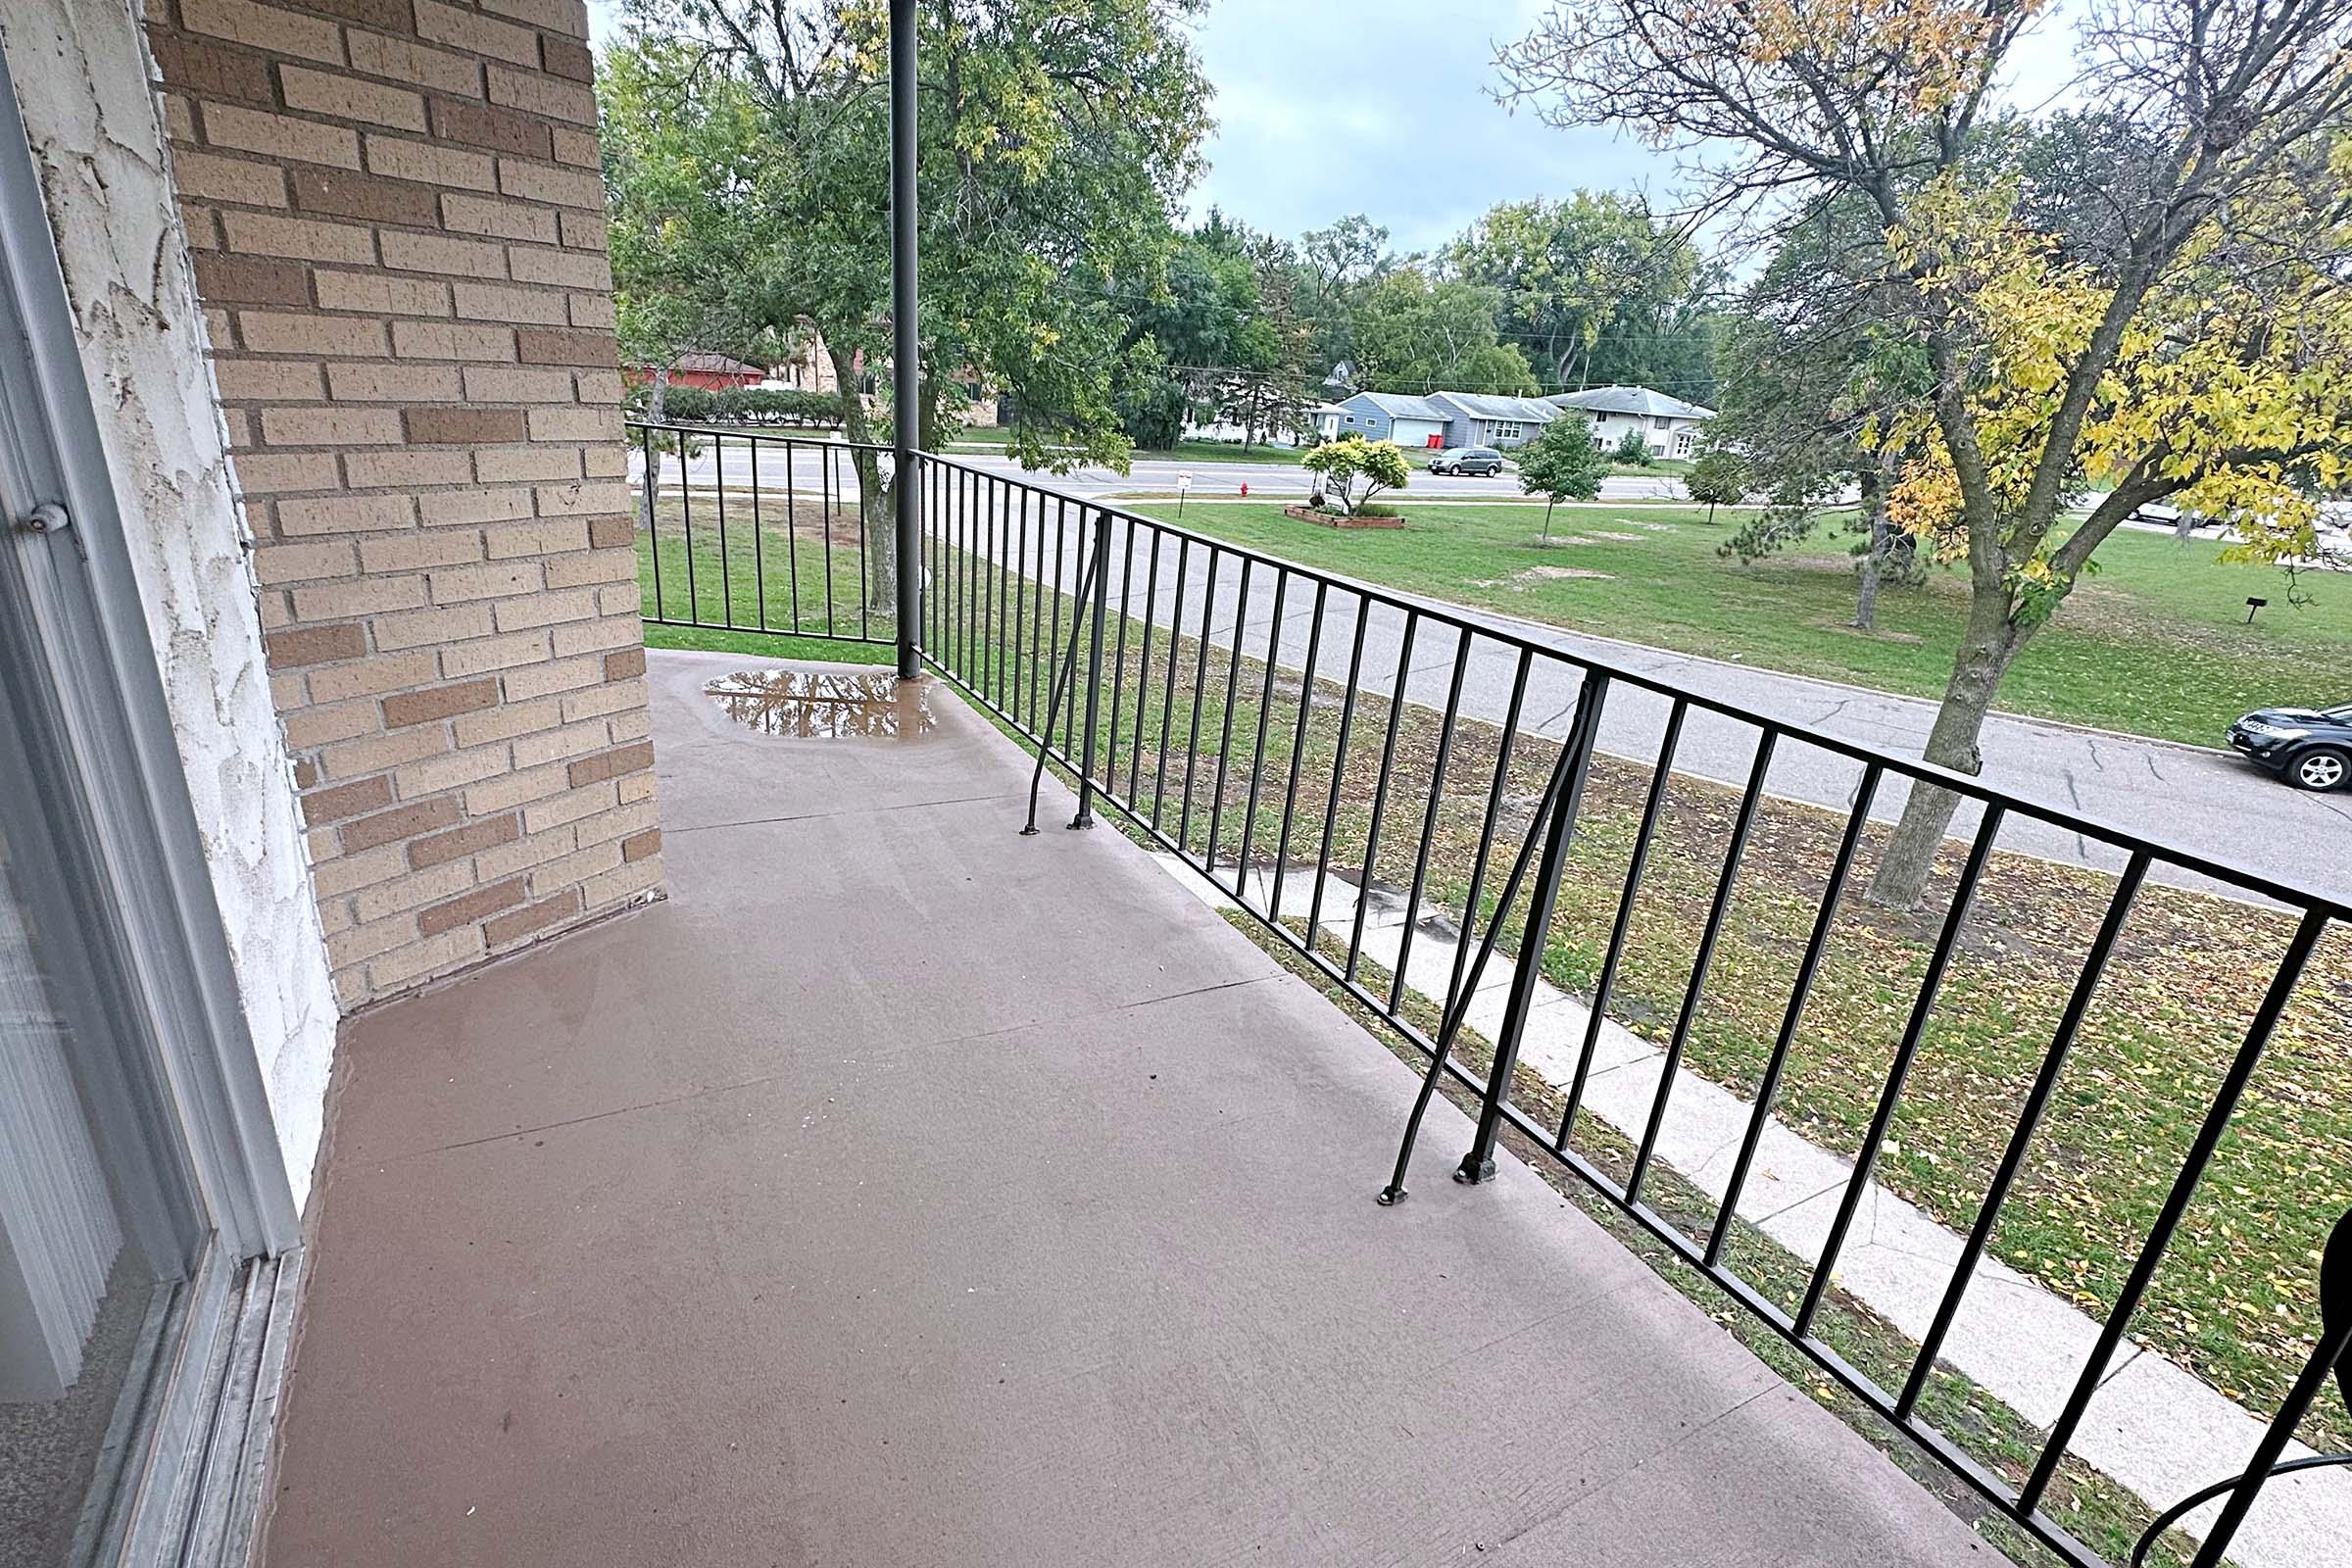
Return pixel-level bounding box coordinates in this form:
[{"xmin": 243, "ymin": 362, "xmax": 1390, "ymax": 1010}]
[
  {"xmin": 1430, "ymin": 445, "xmax": 1505, "ymax": 476},
  {"xmin": 2228, "ymin": 702, "xmax": 2352, "ymax": 790}
]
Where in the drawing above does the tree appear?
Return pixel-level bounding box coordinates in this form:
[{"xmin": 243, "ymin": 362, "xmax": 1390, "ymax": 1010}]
[
  {"xmin": 609, "ymin": 0, "xmax": 1213, "ymax": 611},
  {"xmin": 1611, "ymin": 426, "xmax": 1652, "ymax": 466},
  {"xmin": 1516, "ymin": 417, "xmax": 1607, "ymax": 538},
  {"xmin": 1301, "ymin": 436, "xmax": 1409, "ymax": 516},
  {"xmin": 1503, "ymin": 0, "xmax": 2352, "ymax": 907},
  {"xmin": 1707, "ymin": 198, "xmax": 1935, "ymax": 628},
  {"xmin": 1297, "ymin": 214, "xmax": 1395, "ymax": 387},
  {"xmin": 1351, "ymin": 267, "xmax": 1539, "ymax": 396},
  {"xmin": 601, "ymin": 41, "xmax": 774, "ymax": 425},
  {"xmin": 1685, "ymin": 448, "xmax": 1747, "ymax": 526},
  {"xmin": 1446, "ymin": 193, "xmax": 1723, "ymax": 401}
]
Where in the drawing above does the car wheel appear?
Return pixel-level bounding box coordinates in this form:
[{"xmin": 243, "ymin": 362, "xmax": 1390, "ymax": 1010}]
[{"xmin": 2289, "ymin": 746, "xmax": 2350, "ymax": 790}]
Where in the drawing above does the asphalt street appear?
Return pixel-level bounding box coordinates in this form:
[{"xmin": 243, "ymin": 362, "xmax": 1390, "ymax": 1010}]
[
  {"xmin": 629, "ymin": 436, "xmax": 1690, "ymax": 504},
  {"xmin": 627, "ymin": 444, "xmax": 2348, "ymax": 908},
  {"xmin": 936, "ymin": 491, "xmax": 2352, "ymax": 910}
]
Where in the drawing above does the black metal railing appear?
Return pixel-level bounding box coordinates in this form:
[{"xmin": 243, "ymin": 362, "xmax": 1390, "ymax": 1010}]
[
  {"xmin": 627, "ymin": 420, "xmax": 899, "ymax": 648},
  {"xmin": 631, "ymin": 426, "xmax": 2350, "ymax": 1568}
]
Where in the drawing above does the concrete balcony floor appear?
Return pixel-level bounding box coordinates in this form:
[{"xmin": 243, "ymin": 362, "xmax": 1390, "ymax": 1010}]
[{"xmin": 261, "ymin": 649, "xmax": 2008, "ymax": 1568}]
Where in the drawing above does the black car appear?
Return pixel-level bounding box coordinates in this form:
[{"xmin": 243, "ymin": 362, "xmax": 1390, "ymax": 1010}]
[
  {"xmin": 1429, "ymin": 445, "xmax": 1505, "ymax": 477},
  {"xmin": 2229, "ymin": 703, "xmax": 2352, "ymax": 790}
]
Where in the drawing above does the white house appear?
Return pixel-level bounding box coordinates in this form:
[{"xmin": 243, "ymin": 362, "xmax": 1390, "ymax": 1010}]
[{"xmin": 1548, "ymin": 386, "xmax": 1717, "ymax": 459}]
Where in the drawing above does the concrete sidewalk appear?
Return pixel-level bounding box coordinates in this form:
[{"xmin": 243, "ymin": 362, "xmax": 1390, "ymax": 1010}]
[{"xmin": 262, "ymin": 652, "xmax": 2005, "ymax": 1568}]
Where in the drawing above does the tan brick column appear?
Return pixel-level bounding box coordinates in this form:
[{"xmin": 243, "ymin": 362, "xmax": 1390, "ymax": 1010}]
[{"xmin": 146, "ymin": 0, "xmax": 662, "ymax": 1008}]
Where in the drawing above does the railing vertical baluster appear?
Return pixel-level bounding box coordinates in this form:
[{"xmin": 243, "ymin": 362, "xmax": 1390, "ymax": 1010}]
[
  {"xmin": 1345, "ymin": 611, "xmax": 1418, "ymax": 984},
  {"xmin": 1445, "ymin": 648, "xmax": 1531, "ymax": 1023},
  {"xmin": 678, "ymin": 428, "xmax": 699, "ymax": 624},
  {"xmin": 1456, "ymin": 673, "xmax": 1611, "ymax": 1185},
  {"xmin": 1129, "ymin": 527, "xmax": 1162, "ymax": 804},
  {"xmin": 1068, "ymin": 508, "xmax": 1112, "ymax": 830},
  {"xmin": 1047, "ymin": 496, "xmax": 1067, "ymax": 747},
  {"xmin": 1895, "ymin": 849, "xmax": 2152, "ymax": 1420},
  {"xmin": 1204, "ymin": 560, "xmax": 1254, "ymax": 873},
  {"xmin": 1793, "ymin": 805, "xmax": 2003, "ymax": 1339},
  {"xmin": 1235, "ymin": 567, "xmax": 1290, "ymax": 899},
  {"xmin": 1627, "ymin": 733, "xmax": 1778, "ymax": 1206},
  {"xmin": 1389, "ymin": 627, "xmax": 1472, "ymax": 1011},
  {"xmin": 821, "ymin": 443, "xmax": 838, "ymax": 635},
  {"xmin": 1011, "ymin": 486, "xmax": 1030, "ymax": 728},
  {"xmin": 2018, "ymin": 906, "xmax": 2329, "ymax": 1514},
  {"xmin": 1704, "ymin": 760, "xmax": 1884, "ymax": 1268},
  {"xmin": 1267, "ymin": 580, "xmax": 1329, "ymax": 927},
  {"xmin": 1556, "ymin": 696, "xmax": 1683, "ymax": 1152},
  {"xmin": 714, "ymin": 434, "xmax": 733, "ymax": 627},
  {"xmin": 1105, "ymin": 517, "xmax": 1136, "ymax": 795},
  {"xmin": 750, "ymin": 435, "xmax": 767, "ymax": 630},
  {"xmin": 785, "ymin": 438, "xmax": 803, "ymax": 632},
  {"xmin": 1305, "ymin": 601, "xmax": 1372, "ymax": 956},
  {"xmin": 1152, "ymin": 537, "xmax": 1188, "ymax": 831},
  {"xmin": 642, "ymin": 424, "xmax": 662, "ymax": 619},
  {"xmin": 858, "ymin": 448, "xmax": 871, "ymax": 644},
  {"xmin": 981, "ymin": 472, "xmax": 998, "ymax": 696},
  {"xmin": 1177, "ymin": 548, "xmax": 1221, "ymax": 853}
]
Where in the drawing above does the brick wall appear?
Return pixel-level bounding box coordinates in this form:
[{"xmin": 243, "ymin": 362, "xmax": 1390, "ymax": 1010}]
[{"xmin": 145, "ymin": 0, "xmax": 663, "ymax": 1008}]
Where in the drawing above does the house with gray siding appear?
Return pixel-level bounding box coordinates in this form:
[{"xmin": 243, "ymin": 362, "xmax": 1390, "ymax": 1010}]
[
  {"xmin": 1333, "ymin": 391, "xmax": 1452, "ymax": 449},
  {"xmin": 1425, "ymin": 392, "xmax": 1561, "ymax": 450}
]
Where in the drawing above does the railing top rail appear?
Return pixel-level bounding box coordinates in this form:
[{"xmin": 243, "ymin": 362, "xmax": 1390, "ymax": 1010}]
[
  {"xmin": 626, "ymin": 417, "xmax": 896, "ymax": 458},
  {"xmin": 911, "ymin": 447, "xmax": 2352, "ymax": 923}
]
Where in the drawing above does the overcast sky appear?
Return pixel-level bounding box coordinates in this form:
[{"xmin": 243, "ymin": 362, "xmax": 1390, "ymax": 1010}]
[
  {"xmin": 1176, "ymin": 0, "xmax": 1682, "ymax": 255},
  {"xmin": 588, "ymin": 2, "xmax": 2082, "ymax": 259}
]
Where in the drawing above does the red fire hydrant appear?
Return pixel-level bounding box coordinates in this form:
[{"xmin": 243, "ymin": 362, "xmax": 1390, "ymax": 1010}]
[{"xmin": 1240, "ymin": 481, "xmax": 1249, "ymax": 497}]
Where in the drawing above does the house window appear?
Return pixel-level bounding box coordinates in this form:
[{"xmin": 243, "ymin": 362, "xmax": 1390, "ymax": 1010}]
[
  {"xmin": 1491, "ymin": 420, "xmax": 1521, "ymax": 441},
  {"xmin": 1653, "ymin": 416, "xmax": 1670, "ymax": 431},
  {"xmin": 1674, "ymin": 431, "xmax": 1695, "ymax": 458}
]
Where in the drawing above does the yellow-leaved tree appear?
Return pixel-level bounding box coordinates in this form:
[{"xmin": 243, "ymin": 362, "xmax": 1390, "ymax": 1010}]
[{"xmin": 1504, "ymin": 0, "xmax": 2352, "ymax": 906}]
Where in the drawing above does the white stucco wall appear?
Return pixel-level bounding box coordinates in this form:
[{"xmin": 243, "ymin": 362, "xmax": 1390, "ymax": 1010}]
[{"xmin": 0, "ymin": 0, "xmax": 339, "ymax": 1201}]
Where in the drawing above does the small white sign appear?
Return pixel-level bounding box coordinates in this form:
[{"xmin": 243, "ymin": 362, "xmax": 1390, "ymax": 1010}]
[{"xmin": 1176, "ymin": 471, "xmax": 1194, "ymax": 491}]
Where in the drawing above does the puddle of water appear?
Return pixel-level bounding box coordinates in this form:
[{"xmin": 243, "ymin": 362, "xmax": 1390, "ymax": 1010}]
[{"xmin": 705, "ymin": 668, "xmax": 938, "ymax": 739}]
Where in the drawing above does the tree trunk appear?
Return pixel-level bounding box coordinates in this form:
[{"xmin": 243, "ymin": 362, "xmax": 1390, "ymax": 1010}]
[
  {"xmin": 647, "ymin": 366, "xmax": 670, "ymax": 425},
  {"xmin": 1853, "ymin": 471, "xmax": 1892, "ymax": 631},
  {"xmin": 828, "ymin": 341, "xmax": 896, "ymax": 609},
  {"xmin": 1867, "ymin": 600, "xmax": 2028, "ymax": 909},
  {"xmin": 1543, "ymin": 497, "xmax": 1555, "ymax": 541}
]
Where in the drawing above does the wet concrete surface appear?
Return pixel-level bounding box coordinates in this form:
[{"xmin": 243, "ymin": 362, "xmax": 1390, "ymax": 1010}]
[
  {"xmin": 704, "ymin": 666, "xmax": 937, "ymax": 739},
  {"xmin": 262, "ymin": 651, "xmax": 2011, "ymax": 1568}
]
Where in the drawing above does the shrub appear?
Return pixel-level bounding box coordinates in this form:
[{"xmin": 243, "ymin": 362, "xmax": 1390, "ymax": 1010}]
[{"xmin": 1613, "ymin": 426, "xmax": 1654, "ymax": 466}]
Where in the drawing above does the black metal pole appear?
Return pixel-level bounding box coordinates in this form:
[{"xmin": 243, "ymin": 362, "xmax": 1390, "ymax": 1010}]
[{"xmin": 889, "ymin": 0, "xmax": 921, "ymax": 680}]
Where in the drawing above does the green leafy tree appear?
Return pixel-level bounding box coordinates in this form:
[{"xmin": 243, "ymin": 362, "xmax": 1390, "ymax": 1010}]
[
  {"xmin": 1684, "ymin": 448, "xmax": 1747, "ymax": 525},
  {"xmin": 1516, "ymin": 417, "xmax": 1607, "ymax": 539},
  {"xmin": 1504, "ymin": 0, "xmax": 2352, "ymax": 906},
  {"xmin": 1351, "ymin": 267, "xmax": 1538, "ymax": 396},
  {"xmin": 1708, "ymin": 199, "xmax": 1933, "ymax": 630},
  {"xmin": 1611, "ymin": 426, "xmax": 1651, "ymax": 466},
  {"xmin": 1446, "ymin": 193, "xmax": 1721, "ymax": 401},
  {"xmin": 1301, "ymin": 436, "xmax": 1409, "ymax": 515},
  {"xmin": 609, "ymin": 0, "xmax": 1212, "ymax": 604},
  {"xmin": 1296, "ymin": 214, "xmax": 1394, "ymax": 388}
]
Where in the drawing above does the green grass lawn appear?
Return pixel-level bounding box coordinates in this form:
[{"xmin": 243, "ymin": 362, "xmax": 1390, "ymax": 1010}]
[{"xmin": 1117, "ymin": 500, "xmax": 2352, "ymax": 746}]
